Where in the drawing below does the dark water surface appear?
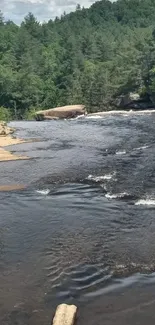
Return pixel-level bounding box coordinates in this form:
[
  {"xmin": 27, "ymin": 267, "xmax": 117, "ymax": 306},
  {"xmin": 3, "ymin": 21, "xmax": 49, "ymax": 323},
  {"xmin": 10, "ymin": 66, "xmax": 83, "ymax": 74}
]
[{"xmin": 1, "ymin": 114, "xmax": 155, "ymax": 324}]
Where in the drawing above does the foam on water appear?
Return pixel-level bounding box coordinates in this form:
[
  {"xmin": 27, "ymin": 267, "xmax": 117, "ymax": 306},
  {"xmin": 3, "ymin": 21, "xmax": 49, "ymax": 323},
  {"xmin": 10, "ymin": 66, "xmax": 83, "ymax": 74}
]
[
  {"xmin": 135, "ymin": 199, "xmax": 155, "ymax": 206},
  {"xmin": 87, "ymin": 174, "xmax": 114, "ymax": 182},
  {"xmin": 85, "ymin": 110, "xmax": 155, "ymax": 120},
  {"xmin": 105, "ymin": 192, "xmax": 129, "ymax": 199},
  {"xmin": 85, "ymin": 115, "xmax": 104, "ymax": 119},
  {"xmin": 36, "ymin": 189, "xmax": 50, "ymax": 195},
  {"xmin": 136, "ymin": 145, "xmax": 149, "ymax": 150},
  {"xmin": 69, "ymin": 114, "xmax": 85, "ymax": 120},
  {"xmin": 116, "ymin": 150, "xmax": 126, "ymax": 155}
]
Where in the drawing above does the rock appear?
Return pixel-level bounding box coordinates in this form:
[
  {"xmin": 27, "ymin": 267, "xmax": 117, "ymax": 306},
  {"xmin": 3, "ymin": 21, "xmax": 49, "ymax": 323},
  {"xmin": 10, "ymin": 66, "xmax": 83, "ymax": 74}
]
[
  {"xmin": 35, "ymin": 105, "xmax": 86, "ymax": 120},
  {"xmin": 114, "ymin": 92, "xmax": 154, "ymax": 110},
  {"xmin": 0, "ymin": 122, "xmax": 15, "ymax": 136},
  {"xmin": 0, "ymin": 184, "xmax": 26, "ymax": 191},
  {"xmin": 121, "ymin": 92, "xmax": 140, "ymax": 107},
  {"xmin": 52, "ymin": 304, "xmax": 77, "ymax": 325}
]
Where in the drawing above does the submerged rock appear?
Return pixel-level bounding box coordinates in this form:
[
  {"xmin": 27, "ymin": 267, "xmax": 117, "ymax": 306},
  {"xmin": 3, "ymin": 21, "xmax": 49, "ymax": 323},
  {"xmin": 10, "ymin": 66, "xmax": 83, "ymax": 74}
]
[{"xmin": 35, "ymin": 105, "xmax": 86, "ymax": 120}]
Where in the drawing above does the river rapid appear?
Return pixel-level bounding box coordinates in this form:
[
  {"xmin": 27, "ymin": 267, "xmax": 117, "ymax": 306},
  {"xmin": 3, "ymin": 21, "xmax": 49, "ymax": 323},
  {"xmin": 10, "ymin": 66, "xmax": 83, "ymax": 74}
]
[{"xmin": 1, "ymin": 113, "xmax": 155, "ymax": 324}]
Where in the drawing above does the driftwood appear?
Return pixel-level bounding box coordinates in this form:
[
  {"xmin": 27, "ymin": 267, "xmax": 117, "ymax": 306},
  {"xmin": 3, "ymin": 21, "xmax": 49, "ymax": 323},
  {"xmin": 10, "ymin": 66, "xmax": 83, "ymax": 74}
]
[{"xmin": 52, "ymin": 304, "xmax": 77, "ymax": 325}]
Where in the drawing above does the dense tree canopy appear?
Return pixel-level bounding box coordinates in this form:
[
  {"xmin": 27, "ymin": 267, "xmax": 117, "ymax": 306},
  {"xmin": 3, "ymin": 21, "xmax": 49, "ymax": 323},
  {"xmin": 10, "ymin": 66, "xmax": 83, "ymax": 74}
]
[{"xmin": 1, "ymin": 0, "xmax": 155, "ymax": 119}]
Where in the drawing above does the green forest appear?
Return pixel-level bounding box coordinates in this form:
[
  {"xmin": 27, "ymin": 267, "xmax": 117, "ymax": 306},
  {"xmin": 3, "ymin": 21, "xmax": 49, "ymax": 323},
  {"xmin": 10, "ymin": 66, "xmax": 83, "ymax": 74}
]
[{"xmin": 1, "ymin": 0, "xmax": 155, "ymax": 119}]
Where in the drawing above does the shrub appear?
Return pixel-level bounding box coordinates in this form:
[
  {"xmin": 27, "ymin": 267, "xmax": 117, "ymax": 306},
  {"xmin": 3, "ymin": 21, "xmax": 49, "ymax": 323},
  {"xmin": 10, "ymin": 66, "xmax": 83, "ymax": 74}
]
[{"xmin": 0, "ymin": 107, "xmax": 12, "ymax": 121}]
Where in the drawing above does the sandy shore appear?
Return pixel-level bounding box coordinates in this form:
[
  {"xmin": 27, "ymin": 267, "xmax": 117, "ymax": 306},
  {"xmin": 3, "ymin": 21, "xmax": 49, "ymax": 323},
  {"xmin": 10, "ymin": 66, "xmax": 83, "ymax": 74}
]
[
  {"xmin": 0, "ymin": 135, "xmax": 25, "ymax": 147},
  {"xmin": 0, "ymin": 131, "xmax": 29, "ymax": 162}
]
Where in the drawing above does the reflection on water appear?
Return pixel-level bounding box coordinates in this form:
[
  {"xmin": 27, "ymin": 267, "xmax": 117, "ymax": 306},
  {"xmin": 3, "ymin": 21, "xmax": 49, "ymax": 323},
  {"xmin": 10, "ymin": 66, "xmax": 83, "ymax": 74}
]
[{"xmin": 1, "ymin": 114, "xmax": 155, "ymax": 324}]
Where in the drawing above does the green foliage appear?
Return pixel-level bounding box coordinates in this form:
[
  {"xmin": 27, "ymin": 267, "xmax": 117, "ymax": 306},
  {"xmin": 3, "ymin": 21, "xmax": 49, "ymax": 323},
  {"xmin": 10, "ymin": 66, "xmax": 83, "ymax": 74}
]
[
  {"xmin": 23, "ymin": 107, "xmax": 37, "ymax": 120},
  {"xmin": 1, "ymin": 0, "xmax": 155, "ymax": 118},
  {"xmin": 0, "ymin": 106, "xmax": 12, "ymax": 121}
]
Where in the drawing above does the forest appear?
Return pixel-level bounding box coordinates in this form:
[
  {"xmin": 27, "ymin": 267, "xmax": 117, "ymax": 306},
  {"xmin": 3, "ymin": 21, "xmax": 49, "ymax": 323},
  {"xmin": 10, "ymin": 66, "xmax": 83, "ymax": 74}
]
[{"xmin": 1, "ymin": 0, "xmax": 155, "ymax": 119}]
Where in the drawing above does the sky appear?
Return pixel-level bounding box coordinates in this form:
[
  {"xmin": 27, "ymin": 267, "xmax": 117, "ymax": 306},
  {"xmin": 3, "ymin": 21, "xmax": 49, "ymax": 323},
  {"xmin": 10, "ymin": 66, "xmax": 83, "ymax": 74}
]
[{"xmin": 1, "ymin": 0, "xmax": 99, "ymax": 24}]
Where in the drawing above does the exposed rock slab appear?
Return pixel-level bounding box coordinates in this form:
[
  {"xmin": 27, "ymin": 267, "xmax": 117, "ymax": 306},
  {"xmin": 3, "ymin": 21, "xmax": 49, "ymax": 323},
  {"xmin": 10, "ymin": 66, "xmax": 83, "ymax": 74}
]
[
  {"xmin": 0, "ymin": 147, "xmax": 29, "ymax": 162},
  {"xmin": 0, "ymin": 184, "xmax": 26, "ymax": 191},
  {"xmin": 52, "ymin": 304, "xmax": 77, "ymax": 325},
  {"xmin": 0, "ymin": 136, "xmax": 25, "ymax": 147},
  {"xmin": 35, "ymin": 105, "xmax": 86, "ymax": 120}
]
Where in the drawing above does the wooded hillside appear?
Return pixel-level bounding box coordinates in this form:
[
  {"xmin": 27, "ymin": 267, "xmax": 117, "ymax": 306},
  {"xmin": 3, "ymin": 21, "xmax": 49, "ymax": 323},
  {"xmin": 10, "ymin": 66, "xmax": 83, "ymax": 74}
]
[{"xmin": 1, "ymin": 0, "xmax": 155, "ymax": 119}]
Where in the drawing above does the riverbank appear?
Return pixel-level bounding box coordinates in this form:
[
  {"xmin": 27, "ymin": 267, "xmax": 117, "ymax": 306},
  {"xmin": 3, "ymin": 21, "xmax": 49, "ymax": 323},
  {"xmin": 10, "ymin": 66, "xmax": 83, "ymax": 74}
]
[{"xmin": 0, "ymin": 122, "xmax": 28, "ymax": 162}]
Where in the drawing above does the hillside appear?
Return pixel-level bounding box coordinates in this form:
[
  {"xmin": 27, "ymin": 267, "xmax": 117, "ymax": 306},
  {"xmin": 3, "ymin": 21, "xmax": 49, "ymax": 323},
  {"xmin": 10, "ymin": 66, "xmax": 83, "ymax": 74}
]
[{"xmin": 1, "ymin": 0, "xmax": 155, "ymax": 118}]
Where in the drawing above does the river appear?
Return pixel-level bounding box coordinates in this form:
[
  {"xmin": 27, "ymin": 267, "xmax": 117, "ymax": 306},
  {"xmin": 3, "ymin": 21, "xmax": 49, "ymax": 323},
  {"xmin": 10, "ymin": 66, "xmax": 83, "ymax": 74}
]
[{"xmin": 1, "ymin": 113, "xmax": 155, "ymax": 325}]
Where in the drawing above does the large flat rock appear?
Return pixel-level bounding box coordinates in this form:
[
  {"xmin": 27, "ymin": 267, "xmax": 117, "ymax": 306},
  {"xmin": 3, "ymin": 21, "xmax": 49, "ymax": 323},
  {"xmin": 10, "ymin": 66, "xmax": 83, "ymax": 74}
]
[{"xmin": 35, "ymin": 105, "xmax": 86, "ymax": 120}]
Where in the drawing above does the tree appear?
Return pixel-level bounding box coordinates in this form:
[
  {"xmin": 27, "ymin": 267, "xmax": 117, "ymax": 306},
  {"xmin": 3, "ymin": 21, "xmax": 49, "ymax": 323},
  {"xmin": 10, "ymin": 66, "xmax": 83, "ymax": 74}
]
[
  {"xmin": 1, "ymin": 0, "xmax": 155, "ymax": 119},
  {"xmin": 0, "ymin": 11, "xmax": 4, "ymax": 26},
  {"xmin": 21, "ymin": 13, "xmax": 41, "ymax": 38}
]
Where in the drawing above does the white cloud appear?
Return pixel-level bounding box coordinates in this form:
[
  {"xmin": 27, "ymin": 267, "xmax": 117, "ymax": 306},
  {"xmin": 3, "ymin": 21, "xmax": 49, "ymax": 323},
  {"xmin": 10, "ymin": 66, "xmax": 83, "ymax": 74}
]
[{"xmin": 1, "ymin": 0, "xmax": 97, "ymax": 24}]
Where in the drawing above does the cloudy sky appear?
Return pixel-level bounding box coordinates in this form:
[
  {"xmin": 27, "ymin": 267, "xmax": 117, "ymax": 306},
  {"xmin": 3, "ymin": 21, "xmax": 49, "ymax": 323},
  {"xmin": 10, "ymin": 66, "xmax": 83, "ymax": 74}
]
[{"xmin": 1, "ymin": 0, "xmax": 98, "ymax": 24}]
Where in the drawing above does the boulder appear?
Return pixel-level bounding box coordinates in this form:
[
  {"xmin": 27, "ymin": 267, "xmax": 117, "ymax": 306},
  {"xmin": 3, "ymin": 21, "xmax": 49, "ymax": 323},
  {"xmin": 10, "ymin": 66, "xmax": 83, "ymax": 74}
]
[
  {"xmin": 0, "ymin": 122, "xmax": 14, "ymax": 136},
  {"xmin": 35, "ymin": 105, "xmax": 86, "ymax": 121},
  {"xmin": 114, "ymin": 92, "xmax": 154, "ymax": 110}
]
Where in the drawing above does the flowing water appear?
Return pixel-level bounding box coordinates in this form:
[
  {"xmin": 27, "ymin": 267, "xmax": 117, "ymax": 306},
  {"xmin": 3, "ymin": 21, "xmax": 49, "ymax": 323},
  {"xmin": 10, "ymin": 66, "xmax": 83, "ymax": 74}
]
[{"xmin": 1, "ymin": 113, "xmax": 155, "ymax": 324}]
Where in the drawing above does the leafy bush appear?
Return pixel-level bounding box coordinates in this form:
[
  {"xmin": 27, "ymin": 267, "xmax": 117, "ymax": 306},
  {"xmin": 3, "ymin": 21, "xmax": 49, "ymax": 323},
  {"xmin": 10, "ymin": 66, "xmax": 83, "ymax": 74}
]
[{"xmin": 0, "ymin": 106, "xmax": 12, "ymax": 121}]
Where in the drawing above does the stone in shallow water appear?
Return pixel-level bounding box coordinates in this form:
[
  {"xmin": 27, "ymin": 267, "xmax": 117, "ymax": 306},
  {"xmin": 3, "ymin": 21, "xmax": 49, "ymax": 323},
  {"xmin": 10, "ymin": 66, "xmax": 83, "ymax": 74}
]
[{"xmin": 52, "ymin": 304, "xmax": 77, "ymax": 325}]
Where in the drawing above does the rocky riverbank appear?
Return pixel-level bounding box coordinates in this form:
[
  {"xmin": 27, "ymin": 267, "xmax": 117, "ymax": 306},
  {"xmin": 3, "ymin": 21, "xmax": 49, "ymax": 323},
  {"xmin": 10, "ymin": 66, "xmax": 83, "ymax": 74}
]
[{"xmin": 0, "ymin": 122, "xmax": 28, "ymax": 161}]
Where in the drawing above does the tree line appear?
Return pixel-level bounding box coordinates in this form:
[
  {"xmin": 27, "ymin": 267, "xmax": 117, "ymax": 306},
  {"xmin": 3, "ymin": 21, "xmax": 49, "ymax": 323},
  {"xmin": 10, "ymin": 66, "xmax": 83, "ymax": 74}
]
[{"xmin": 1, "ymin": 0, "xmax": 155, "ymax": 119}]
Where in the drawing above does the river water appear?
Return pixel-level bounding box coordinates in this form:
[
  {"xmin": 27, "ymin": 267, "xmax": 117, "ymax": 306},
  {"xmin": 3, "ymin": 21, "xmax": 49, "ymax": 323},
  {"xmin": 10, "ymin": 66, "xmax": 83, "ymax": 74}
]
[{"xmin": 1, "ymin": 113, "xmax": 155, "ymax": 324}]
